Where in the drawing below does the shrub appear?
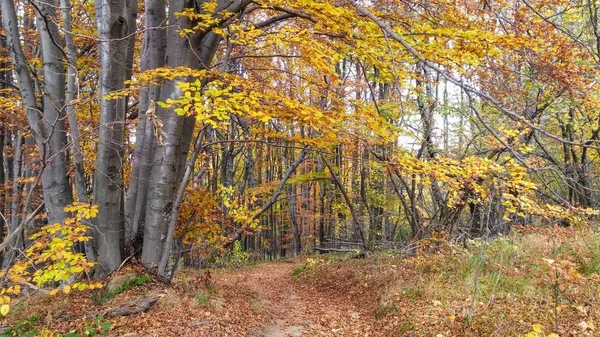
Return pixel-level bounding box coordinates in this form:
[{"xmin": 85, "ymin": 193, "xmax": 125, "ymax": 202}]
[{"xmin": 0, "ymin": 203, "xmax": 102, "ymax": 316}]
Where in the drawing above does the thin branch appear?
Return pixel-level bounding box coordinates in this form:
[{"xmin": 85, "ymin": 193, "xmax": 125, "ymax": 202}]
[{"xmin": 348, "ymin": 0, "xmax": 600, "ymax": 151}]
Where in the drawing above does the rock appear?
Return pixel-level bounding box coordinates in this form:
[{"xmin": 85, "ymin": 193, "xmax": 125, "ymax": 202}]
[
  {"xmin": 106, "ymin": 272, "xmax": 140, "ymax": 293},
  {"xmin": 249, "ymin": 325, "xmax": 285, "ymax": 337},
  {"xmin": 284, "ymin": 326, "xmax": 304, "ymax": 336},
  {"xmin": 250, "ymin": 320, "xmax": 305, "ymax": 337}
]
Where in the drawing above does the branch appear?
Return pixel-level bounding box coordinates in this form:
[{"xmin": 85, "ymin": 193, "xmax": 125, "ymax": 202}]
[
  {"xmin": 252, "ymin": 145, "xmax": 310, "ymax": 220},
  {"xmin": 0, "ymin": 203, "xmax": 44, "ymax": 252},
  {"xmin": 348, "ymin": 0, "xmax": 600, "ymax": 150},
  {"xmin": 319, "ymin": 152, "xmax": 368, "ymax": 250},
  {"xmin": 224, "ymin": 145, "xmax": 311, "ymax": 248},
  {"xmin": 254, "ymin": 6, "xmax": 317, "ymax": 28}
]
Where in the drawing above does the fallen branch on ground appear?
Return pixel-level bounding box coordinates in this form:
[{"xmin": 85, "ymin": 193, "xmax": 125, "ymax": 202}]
[
  {"xmin": 103, "ymin": 294, "xmax": 162, "ymax": 317},
  {"xmin": 314, "ymin": 247, "xmax": 360, "ymax": 253},
  {"xmin": 84, "ymin": 294, "xmax": 163, "ymax": 318}
]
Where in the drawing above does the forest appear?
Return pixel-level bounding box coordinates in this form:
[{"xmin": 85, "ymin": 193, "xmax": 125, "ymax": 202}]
[{"xmin": 0, "ymin": 0, "xmax": 600, "ymax": 336}]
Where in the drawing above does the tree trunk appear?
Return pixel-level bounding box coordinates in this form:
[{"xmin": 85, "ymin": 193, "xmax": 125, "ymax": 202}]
[
  {"xmin": 61, "ymin": 0, "xmax": 96, "ymax": 262},
  {"xmin": 3, "ymin": 133, "xmax": 23, "ymax": 268},
  {"xmin": 284, "ymin": 140, "xmax": 300, "ymax": 256},
  {"xmin": 2, "ymin": 0, "xmax": 72, "ymax": 226},
  {"xmin": 141, "ymin": 0, "xmax": 200, "ymax": 267},
  {"xmin": 141, "ymin": 0, "xmax": 252, "ymax": 268},
  {"xmin": 124, "ymin": 0, "xmax": 166, "ymax": 248},
  {"xmin": 93, "ymin": 0, "xmax": 136, "ymax": 275},
  {"xmin": 35, "ymin": 0, "xmax": 73, "ymax": 226}
]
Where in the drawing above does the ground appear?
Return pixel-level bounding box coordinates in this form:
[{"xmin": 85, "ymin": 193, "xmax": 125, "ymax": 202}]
[
  {"xmin": 3, "ymin": 257, "xmax": 384, "ymax": 337},
  {"xmin": 3, "ymin": 228, "xmax": 600, "ymax": 336},
  {"xmin": 198, "ymin": 259, "xmax": 379, "ymax": 336}
]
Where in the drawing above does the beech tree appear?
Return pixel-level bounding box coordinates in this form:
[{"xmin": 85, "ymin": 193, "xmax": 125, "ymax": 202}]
[{"xmin": 92, "ymin": 0, "xmax": 137, "ymax": 275}]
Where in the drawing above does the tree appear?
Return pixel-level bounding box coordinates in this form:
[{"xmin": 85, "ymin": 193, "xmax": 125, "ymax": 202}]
[{"xmin": 92, "ymin": 0, "xmax": 137, "ymax": 275}]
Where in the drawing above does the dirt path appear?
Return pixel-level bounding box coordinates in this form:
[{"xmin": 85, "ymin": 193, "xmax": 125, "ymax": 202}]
[
  {"xmin": 209, "ymin": 260, "xmax": 380, "ymax": 337},
  {"xmin": 65, "ymin": 259, "xmax": 387, "ymax": 336}
]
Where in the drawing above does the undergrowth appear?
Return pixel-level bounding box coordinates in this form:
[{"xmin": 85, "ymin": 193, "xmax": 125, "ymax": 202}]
[
  {"xmin": 292, "ymin": 257, "xmax": 325, "ymax": 276},
  {"xmin": 298, "ymin": 227, "xmax": 600, "ymax": 336},
  {"xmin": 92, "ymin": 274, "xmax": 152, "ymax": 305},
  {"xmin": 375, "ymin": 227, "xmax": 600, "ymax": 336},
  {"xmin": 212, "ymin": 241, "xmax": 250, "ymax": 268},
  {"xmin": 0, "ymin": 315, "xmax": 113, "ymax": 337}
]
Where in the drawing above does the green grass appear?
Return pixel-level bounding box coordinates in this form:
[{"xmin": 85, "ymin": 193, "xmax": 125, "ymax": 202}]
[
  {"xmin": 92, "ymin": 274, "xmax": 152, "ymax": 304},
  {"xmin": 0, "ymin": 315, "xmax": 113, "ymax": 337},
  {"xmin": 194, "ymin": 291, "xmax": 212, "ymax": 306}
]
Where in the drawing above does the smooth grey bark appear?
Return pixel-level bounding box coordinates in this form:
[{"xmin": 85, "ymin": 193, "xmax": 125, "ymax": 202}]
[
  {"xmin": 218, "ymin": 125, "xmax": 242, "ymax": 214},
  {"xmin": 61, "ymin": 0, "xmax": 96, "ymax": 263},
  {"xmin": 140, "ymin": 0, "xmax": 198, "ymax": 267},
  {"xmin": 238, "ymin": 117, "xmax": 256, "ymax": 195},
  {"xmin": 243, "ymin": 146, "xmax": 256, "ymax": 189},
  {"xmin": 2, "ymin": 0, "xmax": 72, "ymax": 226},
  {"xmin": 124, "ymin": 0, "xmax": 167, "ymax": 246},
  {"xmin": 22, "ymin": 136, "xmax": 43, "ymax": 228},
  {"xmin": 317, "ymin": 155, "xmax": 327, "ymax": 246},
  {"xmin": 141, "ymin": 0, "xmax": 252, "ymax": 268},
  {"xmin": 220, "ymin": 141, "xmax": 235, "ymax": 190},
  {"xmin": 1, "ymin": 0, "xmax": 42, "ymax": 137},
  {"xmin": 240, "ymin": 126, "xmax": 256, "ymax": 250},
  {"xmin": 60, "ymin": 0, "xmax": 86, "ymax": 204},
  {"xmin": 4, "ymin": 134, "xmax": 13, "ymax": 227},
  {"xmin": 93, "ymin": 0, "xmax": 136, "ymax": 275},
  {"xmin": 35, "ymin": 0, "xmax": 73, "ymax": 225},
  {"xmin": 157, "ymin": 128, "xmax": 206, "ymax": 276},
  {"xmin": 3, "ymin": 134, "xmax": 23, "ymax": 269},
  {"xmin": 121, "ymin": 0, "xmax": 137, "ymax": 252},
  {"xmin": 9, "ymin": 134, "xmax": 23, "ymax": 227},
  {"xmin": 416, "ymin": 63, "xmax": 445, "ymax": 226},
  {"xmin": 360, "ymin": 147, "xmax": 377, "ymax": 250}
]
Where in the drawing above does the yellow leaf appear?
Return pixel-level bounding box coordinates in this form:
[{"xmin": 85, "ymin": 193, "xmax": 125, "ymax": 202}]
[
  {"xmin": 0, "ymin": 304, "xmax": 9, "ymax": 316},
  {"xmin": 543, "ymin": 259, "xmax": 555, "ymax": 265},
  {"xmin": 63, "ymin": 285, "xmax": 71, "ymax": 294}
]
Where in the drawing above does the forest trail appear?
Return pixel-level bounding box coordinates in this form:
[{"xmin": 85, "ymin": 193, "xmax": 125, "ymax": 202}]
[
  {"xmin": 10, "ymin": 238, "xmax": 596, "ymax": 337},
  {"xmin": 209, "ymin": 260, "xmax": 380, "ymax": 337},
  {"xmin": 16, "ymin": 257, "xmax": 395, "ymax": 336}
]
